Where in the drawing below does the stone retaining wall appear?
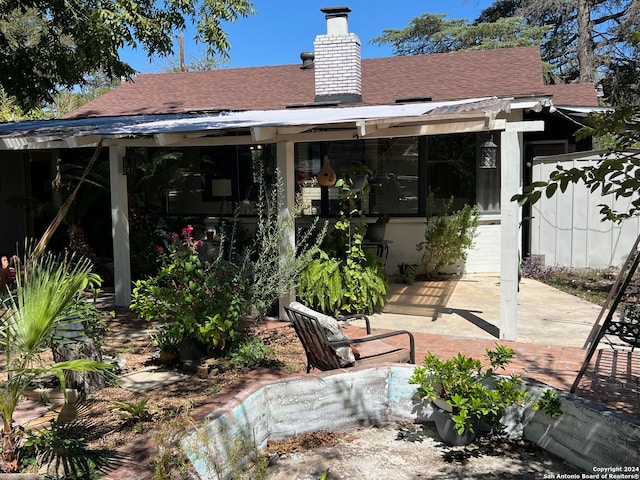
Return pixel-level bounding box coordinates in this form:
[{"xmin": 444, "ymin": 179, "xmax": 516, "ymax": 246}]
[{"xmin": 182, "ymin": 365, "xmax": 640, "ymax": 479}]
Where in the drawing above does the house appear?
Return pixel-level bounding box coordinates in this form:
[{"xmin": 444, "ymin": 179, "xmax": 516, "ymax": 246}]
[{"xmin": 0, "ymin": 6, "xmax": 603, "ymax": 339}]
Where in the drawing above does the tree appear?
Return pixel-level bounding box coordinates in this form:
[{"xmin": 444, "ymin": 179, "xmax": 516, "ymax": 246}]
[
  {"xmin": 371, "ymin": 13, "xmax": 549, "ymax": 56},
  {"xmin": 0, "ymin": 0, "xmax": 255, "ymax": 111},
  {"xmin": 371, "ymin": 1, "xmax": 639, "ymax": 104},
  {"xmin": 49, "ymin": 72, "xmax": 121, "ymax": 118},
  {"xmin": 514, "ymin": 0, "xmax": 638, "ymax": 85}
]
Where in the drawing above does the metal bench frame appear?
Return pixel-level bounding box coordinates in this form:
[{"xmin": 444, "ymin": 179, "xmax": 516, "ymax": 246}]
[{"xmin": 284, "ymin": 305, "xmax": 415, "ymax": 372}]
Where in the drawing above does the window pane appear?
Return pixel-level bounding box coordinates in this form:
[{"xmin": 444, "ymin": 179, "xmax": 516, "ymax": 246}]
[
  {"xmin": 294, "ymin": 138, "xmax": 420, "ymax": 217},
  {"xmin": 426, "ymin": 134, "xmax": 477, "ymax": 212},
  {"xmin": 158, "ymin": 145, "xmax": 275, "ymax": 216}
]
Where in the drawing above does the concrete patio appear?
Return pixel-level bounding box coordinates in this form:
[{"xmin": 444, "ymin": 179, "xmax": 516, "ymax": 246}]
[{"xmin": 373, "ymin": 273, "xmax": 604, "ymax": 347}]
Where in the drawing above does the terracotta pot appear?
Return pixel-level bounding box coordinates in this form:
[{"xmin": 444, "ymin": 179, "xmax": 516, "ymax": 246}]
[{"xmin": 158, "ymin": 350, "xmax": 179, "ymax": 365}]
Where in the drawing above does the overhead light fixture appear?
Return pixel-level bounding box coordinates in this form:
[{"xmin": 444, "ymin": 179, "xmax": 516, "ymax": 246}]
[{"xmin": 479, "ymin": 135, "xmax": 498, "ymax": 169}]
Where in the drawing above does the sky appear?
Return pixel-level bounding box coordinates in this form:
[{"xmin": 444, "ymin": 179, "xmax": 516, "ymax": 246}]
[{"xmin": 123, "ymin": 0, "xmax": 495, "ymax": 73}]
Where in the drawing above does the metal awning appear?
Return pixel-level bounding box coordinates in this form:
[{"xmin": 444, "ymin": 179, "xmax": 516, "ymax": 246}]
[
  {"xmin": 0, "ymin": 97, "xmax": 516, "ymax": 150},
  {"xmin": 533, "ymin": 148, "xmax": 640, "ymax": 164}
]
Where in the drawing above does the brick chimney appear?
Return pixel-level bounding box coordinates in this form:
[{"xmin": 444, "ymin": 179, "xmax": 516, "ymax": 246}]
[{"xmin": 314, "ymin": 6, "xmax": 362, "ymax": 104}]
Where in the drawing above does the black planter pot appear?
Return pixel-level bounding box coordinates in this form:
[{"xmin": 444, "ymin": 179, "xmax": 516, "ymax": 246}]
[
  {"xmin": 179, "ymin": 336, "xmax": 207, "ymax": 363},
  {"xmin": 432, "ymin": 407, "xmax": 477, "ymax": 446},
  {"xmin": 366, "ymin": 224, "xmax": 386, "ymax": 242}
]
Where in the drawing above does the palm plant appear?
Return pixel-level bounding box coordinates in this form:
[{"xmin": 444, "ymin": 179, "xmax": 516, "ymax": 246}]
[{"xmin": 0, "ymin": 247, "xmax": 114, "ymax": 473}]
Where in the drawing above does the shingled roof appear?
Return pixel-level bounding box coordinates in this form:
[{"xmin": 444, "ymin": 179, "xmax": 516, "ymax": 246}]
[{"xmin": 65, "ymin": 46, "xmax": 598, "ymax": 120}]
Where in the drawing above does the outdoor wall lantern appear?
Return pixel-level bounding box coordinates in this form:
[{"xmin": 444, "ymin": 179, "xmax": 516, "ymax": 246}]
[{"xmin": 479, "ymin": 135, "xmax": 498, "ymax": 169}]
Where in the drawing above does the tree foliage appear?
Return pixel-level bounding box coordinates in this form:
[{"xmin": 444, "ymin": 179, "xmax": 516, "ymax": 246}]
[
  {"xmin": 0, "ymin": 0, "xmax": 255, "ymax": 111},
  {"xmin": 371, "ymin": 13, "xmax": 549, "ymax": 56},
  {"xmin": 372, "ymin": 0, "xmax": 639, "ymax": 104},
  {"xmin": 517, "ymin": 0, "xmax": 638, "ymax": 86}
]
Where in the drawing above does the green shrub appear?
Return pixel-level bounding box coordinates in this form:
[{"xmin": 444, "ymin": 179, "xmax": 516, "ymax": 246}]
[
  {"xmin": 417, "ymin": 195, "xmax": 480, "ymax": 278},
  {"xmin": 132, "ymin": 166, "xmax": 326, "ymax": 354},
  {"xmin": 298, "ymin": 175, "xmax": 387, "ymax": 316},
  {"xmin": 229, "ymin": 337, "xmax": 277, "ymax": 368},
  {"xmin": 298, "ymin": 250, "xmax": 386, "ymax": 316}
]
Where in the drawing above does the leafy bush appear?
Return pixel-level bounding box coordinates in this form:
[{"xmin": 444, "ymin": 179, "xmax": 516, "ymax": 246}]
[
  {"xmin": 132, "ymin": 166, "xmax": 325, "ymax": 355},
  {"xmin": 298, "ymin": 247, "xmax": 387, "ymax": 316},
  {"xmin": 229, "ymin": 337, "xmax": 277, "ymax": 368},
  {"xmin": 298, "ymin": 176, "xmax": 387, "ymax": 316},
  {"xmin": 131, "ymin": 225, "xmax": 244, "ymax": 350},
  {"xmin": 417, "ymin": 196, "xmax": 479, "ymax": 278},
  {"xmin": 20, "ymin": 420, "xmax": 107, "ymax": 479}
]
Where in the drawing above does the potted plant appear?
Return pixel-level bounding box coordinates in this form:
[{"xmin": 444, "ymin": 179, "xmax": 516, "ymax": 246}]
[
  {"xmin": 408, "ymin": 344, "xmax": 529, "ymax": 446},
  {"xmin": 417, "ymin": 195, "xmax": 479, "ymax": 279},
  {"xmin": 149, "ymin": 324, "xmax": 180, "ymax": 364},
  {"xmin": 397, "ymin": 262, "xmax": 418, "ymax": 284},
  {"xmin": 366, "ymin": 214, "xmax": 390, "ymax": 242}
]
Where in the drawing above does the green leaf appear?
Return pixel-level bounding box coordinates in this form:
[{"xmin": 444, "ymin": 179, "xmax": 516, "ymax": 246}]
[{"xmin": 545, "ymin": 183, "xmax": 558, "ymax": 198}]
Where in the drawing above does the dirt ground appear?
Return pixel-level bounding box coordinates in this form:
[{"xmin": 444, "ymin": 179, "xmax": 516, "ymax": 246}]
[
  {"xmin": 265, "ymin": 423, "xmax": 584, "ymax": 480},
  {"xmin": 79, "ymin": 308, "xmax": 309, "ymax": 453}
]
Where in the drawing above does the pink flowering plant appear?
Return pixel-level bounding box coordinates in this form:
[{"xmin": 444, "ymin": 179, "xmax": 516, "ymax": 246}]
[{"xmin": 131, "ymin": 225, "xmax": 247, "ymax": 351}]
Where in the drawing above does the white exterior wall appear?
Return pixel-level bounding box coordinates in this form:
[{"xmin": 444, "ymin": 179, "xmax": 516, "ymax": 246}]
[
  {"xmin": 382, "ymin": 216, "xmax": 502, "ymax": 276},
  {"xmin": 467, "ymin": 217, "xmax": 502, "ymax": 273},
  {"xmin": 530, "ymin": 155, "xmax": 640, "ymax": 268}
]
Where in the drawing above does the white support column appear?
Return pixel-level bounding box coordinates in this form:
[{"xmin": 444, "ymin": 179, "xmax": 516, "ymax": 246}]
[
  {"xmin": 277, "ymin": 141, "xmax": 295, "ymax": 319},
  {"xmin": 499, "ymin": 129, "xmax": 523, "ymax": 340},
  {"xmin": 109, "ymin": 146, "xmax": 132, "ymax": 307}
]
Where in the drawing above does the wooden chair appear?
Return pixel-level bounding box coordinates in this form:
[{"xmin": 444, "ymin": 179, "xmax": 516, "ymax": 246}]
[{"xmin": 284, "ymin": 302, "xmax": 415, "ymax": 373}]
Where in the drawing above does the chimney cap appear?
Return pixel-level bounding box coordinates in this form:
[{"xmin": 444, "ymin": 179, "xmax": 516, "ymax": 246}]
[{"xmin": 320, "ymin": 6, "xmax": 351, "ymax": 15}]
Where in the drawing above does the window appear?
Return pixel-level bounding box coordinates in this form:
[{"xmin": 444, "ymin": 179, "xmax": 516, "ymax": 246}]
[
  {"xmin": 295, "ymin": 134, "xmax": 479, "ymax": 218},
  {"xmin": 425, "ymin": 134, "xmax": 477, "ymax": 212},
  {"xmin": 134, "ymin": 133, "xmax": 483, "ymax": 220},
  {"xmin": 295, "ymin": 138, "xmax": 421, "ymax": 217},
  {"xmin": 144, "ymin": 145, "xmax": 275, "ymax": 216}
]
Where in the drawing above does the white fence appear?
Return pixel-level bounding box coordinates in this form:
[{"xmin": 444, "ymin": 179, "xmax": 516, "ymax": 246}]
[{"xmin": 530, "ymin": 150, "xmax": 640, "ymax": 268}]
